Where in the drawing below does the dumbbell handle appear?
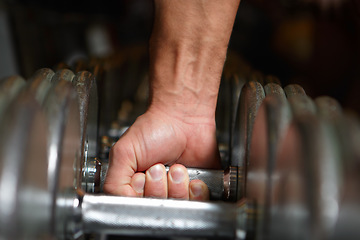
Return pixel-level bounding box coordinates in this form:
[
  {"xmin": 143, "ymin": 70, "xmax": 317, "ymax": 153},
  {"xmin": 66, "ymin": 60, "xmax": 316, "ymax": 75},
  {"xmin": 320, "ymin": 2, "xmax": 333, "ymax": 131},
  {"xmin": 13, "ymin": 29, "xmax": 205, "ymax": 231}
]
[
  {"xmin": 59, "ymin": 191, "xmax": 251, "ymax": 239},
  {"xmin": 82, "ymin": 194, "xmax": 242, "ymax": 238},
  {"xmin": 84, "ymin": 159, "xmax": 241, "ymax": 201}
]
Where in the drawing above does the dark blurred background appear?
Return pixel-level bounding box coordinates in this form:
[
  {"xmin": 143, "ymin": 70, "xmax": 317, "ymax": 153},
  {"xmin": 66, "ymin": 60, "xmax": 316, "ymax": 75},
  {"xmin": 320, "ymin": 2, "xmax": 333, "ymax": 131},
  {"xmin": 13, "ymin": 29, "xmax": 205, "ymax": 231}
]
[{"xmin": 0, "ymin": 0, "xmax": 359, "ymax": 113}]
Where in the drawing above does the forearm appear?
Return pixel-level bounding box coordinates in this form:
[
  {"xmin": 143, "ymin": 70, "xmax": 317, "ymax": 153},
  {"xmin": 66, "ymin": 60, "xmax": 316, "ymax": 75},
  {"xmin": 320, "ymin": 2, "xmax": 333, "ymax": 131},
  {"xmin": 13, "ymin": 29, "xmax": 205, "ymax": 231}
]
[{"xmin": 149, "ymin": 0, "xmax": 240, "ymax": 121}]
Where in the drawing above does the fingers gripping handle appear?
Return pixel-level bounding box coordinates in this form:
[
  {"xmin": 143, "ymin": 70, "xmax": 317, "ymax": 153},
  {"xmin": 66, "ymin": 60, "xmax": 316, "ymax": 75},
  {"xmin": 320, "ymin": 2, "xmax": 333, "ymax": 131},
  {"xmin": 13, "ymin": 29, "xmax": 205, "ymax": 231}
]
[{"xmin": 85, "ymin": 160, "xmax": 239, "ymax": 201}]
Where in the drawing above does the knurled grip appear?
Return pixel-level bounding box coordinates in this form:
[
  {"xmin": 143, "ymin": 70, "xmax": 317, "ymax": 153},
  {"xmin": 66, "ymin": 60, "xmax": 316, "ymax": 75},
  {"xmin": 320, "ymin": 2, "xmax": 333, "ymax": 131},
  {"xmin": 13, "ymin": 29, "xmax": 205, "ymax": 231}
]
[{"xmin": 93, "ymin": 162, "xmax": 239, "ymax": 201}]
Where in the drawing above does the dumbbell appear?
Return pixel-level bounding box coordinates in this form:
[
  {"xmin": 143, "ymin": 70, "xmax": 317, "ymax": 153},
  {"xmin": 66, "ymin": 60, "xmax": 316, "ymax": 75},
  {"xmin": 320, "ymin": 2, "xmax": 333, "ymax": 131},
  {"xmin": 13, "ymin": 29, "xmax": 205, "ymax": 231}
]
[
  {"xmin": 0, "ymin": 75, "xmax": 26, "ymax": 117},
  {"xmin": 0, "ymin": 69, "xmax": 254, "ymax": 240},
  {"xmin": 83, "ymin": 71, "xmax": 360, "ymax": 240},
  {"xmin": 1, "ymin": 66, "xmax": 360, "ymax": 240},
  {"xmin": 220, "ymin": 74, "xmax": 360, "ymax": 240},
  {"xmin": 246, "ymin": 81, "xmax": 360, "ymax": 239}
]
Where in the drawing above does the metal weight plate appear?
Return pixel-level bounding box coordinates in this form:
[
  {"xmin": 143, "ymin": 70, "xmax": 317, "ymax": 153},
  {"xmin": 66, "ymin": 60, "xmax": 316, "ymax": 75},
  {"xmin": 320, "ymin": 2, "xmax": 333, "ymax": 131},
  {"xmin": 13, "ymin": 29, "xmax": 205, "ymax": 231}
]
[
  {"xmin": 72, "ymin": 71, "xmax": 99, "ymax": 157},
  {"xmin": 231, "ymin": 80, "xmax": 265, "ymax": 200},
  {"xmin": 246, "ymin": 88, "xmax": 291, "ymax": 239},
  {"xmin": 264, "ymin": 83, "xmax": 286, "ymax": 99},
  {"xmin": 332, "ymin": 113, "xmax": 360, "ymax": 240},
  {"xmin": 269, "ymin": 110, "xmax": 341, "ymax": 240},
  {"xmin": 27, "ymin": 68, "xmax": 55, "ymax": 104},
  {"xmin": 0, "ymin": 91, "xmax": 51, "ymax": 240},
  {"xmin": 42, "ymin": 77, "xmax": 82, "ymax": 239},
  {"xmin": 231, "ymin": 74, "xmax": 247, "ymax": 125},
  {"xmin": 216, "ymin": 74, "xmax": 246, "ymax": 168},
  {"xmin": 51, "ymin": 69, "xmax": 75, "ymax": 84},
  {"xmin": 229, "ymin": 74, "xmax": 247, "ymax": 167},
  {"xmin": 216, "ymin": 75, "xmax": 233, "ymax": 167},
  {"xmin": 314, "ymin": 96, "xmax": 343, "ymax": 238},
  {"xmin": 72, "ymin": 71, "xmax": 99, "ymax": 192},
  {"xmin": 44, "ymin": 78, "xmax": 81, "ymax": 191},
  {"xmin": 286, "ymin": 85, "xmax": 316, "ymax": 116},
  {"xmin": 269, "ymin": 114, "xmax": 319, "ymax": 240},
  {"xmin": 0, "ymin": 75, "xmax": 26, "ymax": 118},
  {"xmin": 315, "ymin": 96, "xmax": 342, "ymax": 121},
  {"xmin": 284, "ymin": 84, "xmax": 306, "ymax": 97}
]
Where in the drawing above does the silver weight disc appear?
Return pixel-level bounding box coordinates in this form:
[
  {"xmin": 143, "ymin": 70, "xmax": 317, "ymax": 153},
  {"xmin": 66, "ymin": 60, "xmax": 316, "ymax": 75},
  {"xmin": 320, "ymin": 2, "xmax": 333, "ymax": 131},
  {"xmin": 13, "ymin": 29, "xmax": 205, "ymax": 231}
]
[
  {"xmin": 0, "ymin": 75, "xmax": 26, "ymax": 118},
  {"xmin": 0, "ymin": 91, "xmax": 51, "ymax": 240},
  {"xmin": 71, "ymin": 71, "xmax": 99, "ymax": 193},
  {"xmin": 41, "ymin": 77, "xmax": 81, "ymax": 238},
  {"xmin": 332, "ymin": 113, "xmax": 360, "ymax": 240},
  {"xmin": 247, "ymin": 91, "xmax": 291, "ymax": 239},
  {"xmin": 72, "ymin": 71, "xmax": 99, "ymax": 158},
  {"xmin": 28, "ymin": 68, "xmax": 55, "ymax": 104},
  {"xmin": 270, "ymin": 111, "xmax": 342, "ymax": 239},
  {"xmin": 231, "ymin": 80, "xmax": 265, "ymax": 200}
]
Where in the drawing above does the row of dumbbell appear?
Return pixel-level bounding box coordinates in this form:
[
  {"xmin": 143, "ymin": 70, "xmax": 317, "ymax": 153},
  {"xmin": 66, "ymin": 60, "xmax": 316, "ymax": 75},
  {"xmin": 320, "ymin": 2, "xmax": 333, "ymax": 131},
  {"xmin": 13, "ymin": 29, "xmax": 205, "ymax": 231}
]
[
  {"xmin": 223, "ymin": 72, "xmax": 360, "ymax": 239},
  {"xmin": 77, "ymin": 65, "xmax": 360, "ymax": 240},
  {"xmin": 1, "ymin": 65, "xmax": 360, "ymax": 239},
  {"xmin": 0, "ymin": 68, "xmax": 248, "ymax": 240}
]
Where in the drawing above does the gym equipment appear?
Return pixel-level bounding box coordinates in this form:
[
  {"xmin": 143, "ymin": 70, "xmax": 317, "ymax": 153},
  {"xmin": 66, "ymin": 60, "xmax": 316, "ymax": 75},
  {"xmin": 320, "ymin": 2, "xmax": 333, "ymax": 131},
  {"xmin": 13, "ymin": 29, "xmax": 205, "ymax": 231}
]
[{"xmin": 0, "ymin": 65, "xmax": 360, "ymax": 240}]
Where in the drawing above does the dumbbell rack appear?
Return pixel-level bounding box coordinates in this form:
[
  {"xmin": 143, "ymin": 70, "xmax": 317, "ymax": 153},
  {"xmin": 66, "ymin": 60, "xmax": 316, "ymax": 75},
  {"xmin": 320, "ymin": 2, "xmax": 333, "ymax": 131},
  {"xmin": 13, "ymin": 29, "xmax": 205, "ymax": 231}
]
[{"xmin": 0, "ymin": 62, "xmax": 360, "ymax": 240}]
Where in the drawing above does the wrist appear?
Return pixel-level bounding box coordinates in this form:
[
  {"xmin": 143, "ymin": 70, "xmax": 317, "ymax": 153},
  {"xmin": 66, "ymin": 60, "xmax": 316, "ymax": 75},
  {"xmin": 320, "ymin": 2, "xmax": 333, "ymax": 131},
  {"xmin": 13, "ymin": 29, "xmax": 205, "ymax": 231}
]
[
  {"xmin": 148, "ymin": 40, "xmax": 226, "ymax": 121},
  {"xmin": 148, "ymin": 0, "xmax": 240, "ymax": 121}
]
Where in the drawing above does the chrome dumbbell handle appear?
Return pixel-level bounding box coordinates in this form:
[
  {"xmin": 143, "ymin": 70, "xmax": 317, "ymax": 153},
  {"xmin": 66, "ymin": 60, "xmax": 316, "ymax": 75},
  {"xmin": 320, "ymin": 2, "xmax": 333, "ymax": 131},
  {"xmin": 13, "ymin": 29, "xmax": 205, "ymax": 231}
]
[
  {"xmin": 60, "ymin": 190, "xmax": 251, "ymax": 240},
  {"xmin": 84, "ymin": 158, "xmax": 241, "ymax": 201}
]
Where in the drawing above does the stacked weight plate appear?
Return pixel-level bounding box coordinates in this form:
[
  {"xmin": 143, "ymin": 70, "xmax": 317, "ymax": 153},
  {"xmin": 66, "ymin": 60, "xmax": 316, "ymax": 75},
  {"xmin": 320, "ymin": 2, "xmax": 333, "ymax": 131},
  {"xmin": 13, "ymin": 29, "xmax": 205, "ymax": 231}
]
[
  {"xmin": 0, "ymin": 68, "xmax": 98, "ymax": 239},
  {"xmin": 1, "ymin": 61, "xmax": 360, "ymax": 240},
  {"xmin": 230, "ymin": 72, "xmax": 360, "ymax": 240}
]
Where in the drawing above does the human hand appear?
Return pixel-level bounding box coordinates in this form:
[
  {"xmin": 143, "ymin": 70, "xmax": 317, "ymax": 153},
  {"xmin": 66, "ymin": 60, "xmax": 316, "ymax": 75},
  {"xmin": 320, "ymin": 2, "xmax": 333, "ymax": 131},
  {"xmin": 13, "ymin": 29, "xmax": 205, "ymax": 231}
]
[
  {"xmin": 104, "ymin": 0, "xmax": 240, "ymax": 200},
  {"xmin": 103, "ymin": 106, "xmax": 220, "ymax": 201}
]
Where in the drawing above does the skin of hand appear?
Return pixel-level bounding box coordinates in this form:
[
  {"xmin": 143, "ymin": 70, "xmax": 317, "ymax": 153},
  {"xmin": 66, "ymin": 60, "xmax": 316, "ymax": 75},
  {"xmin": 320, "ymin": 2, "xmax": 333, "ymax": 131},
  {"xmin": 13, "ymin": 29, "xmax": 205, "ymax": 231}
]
[{"xmin": 104, "ymin": 0, "xmax": 240, "ymax": 200}]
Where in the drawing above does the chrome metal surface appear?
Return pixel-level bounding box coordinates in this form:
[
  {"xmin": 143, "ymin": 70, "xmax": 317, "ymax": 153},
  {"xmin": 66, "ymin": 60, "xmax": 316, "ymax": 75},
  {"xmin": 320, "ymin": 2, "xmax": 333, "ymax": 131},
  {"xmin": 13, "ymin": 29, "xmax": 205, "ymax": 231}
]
[
  {"xmin": 81, "ymin": 194, "xmax": 242, "ymax": 239},
  {"xmin": 270, "ymin": 111, "xmax": 343, "ymax": 239},
  {"xmin": 83, "ymin": 157, "xmax": 101, "ymax": 193},
  {"xmin": 315, "ymin": 95, "xmax": 343, "ymax": 237},
  {"xmin": 98, "ymin": 163, "xmax": 231, "ymax": 200},
  {"xmin": 270, "ymin": 114, "xmax": 319, "ymax": 240},
  {"xmin": 264, "ymin": 83, "xmax": 286, "ymax": 100},
  {"xmin": 100, "ymin": 161, "xmax": 108, "ymax": 193},
  {"xmin": 51, "ymin": 69, "xmax": 75, "ymax": 84},
  {"xmin": 3, "ymin": 64, "xmax": 360, "ymax": 240},
  {"xmin": 71, "ymin": 71, "xmax": 100, "ymax": 192},
  {"xmin": 42, "ymin": 78, "xmax": 82, "ymax": 238},
  {"xmin": 231, "ymin": 75, "xmax": 247, "ymax": 125},
  {"xmin": 0, "ymin": 75, "xmax": 25, "ymax": 117},
  {"xmin": 232, "ymin": 80, "xmax": 265, "ymax": 199},
  {"xmin": 187, "ymin": 167, "xmax": 225, "ymax": 200},
  {"xmin": 230, "ymin": 75, "xmax": 246, "ymax": 168},
  {"xmin": 28, "ymin": 68, "xmax": 54, "ymax": 103},
  {"xmin": 224, "ymin": 166, "xmax": 241, "ymax": 202},
  {"xmin": 284, "ymin": 84, "xmax": 306, "ymax": 97},
  {"xmin": 332, "ymin": 114, "xmax": 360, "ymax": 240},
  {"xmin": 56, "ymin": 189, "xmax": 84, "ymax": 240},
  {"xmin": 247, "ymin": 92, "xmax": 291, "ymax": 239},
  {"xmin": 43, "ymin": 78, "xmax": 81, "ymax": 192},
  {"xmin": 0, "ymin": 91, "xmax": 51, "ymax": 240},
  {"xmin": 315, "ymin": 96, "xmax": 342, "ymax": 121},
  {"xmin": 288, "ymin": 94, "xmax": 316, "ymax": 116},
  {"xmin": 216, "ymin": 76, "xmax": 232, "ymax": 166},
  {"xmin": 72, "ymin": 71, "xmax": 99, "ymax": 158}
]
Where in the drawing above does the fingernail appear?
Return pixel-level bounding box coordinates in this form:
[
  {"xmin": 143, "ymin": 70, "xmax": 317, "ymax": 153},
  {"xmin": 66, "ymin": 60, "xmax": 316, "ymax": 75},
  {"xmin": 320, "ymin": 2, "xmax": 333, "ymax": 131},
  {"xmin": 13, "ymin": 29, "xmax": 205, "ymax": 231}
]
[
  {"xmin": 190, "ymin": 183, "xmax": 203, "ymax": 197},
  {"xmin": 132, "ymin": 176, "xmax": 145, "ymax": 193},
  {"xmin": 170, "ymin": 168, "xmax": 185, "ymax": 184},
  {"xmin": 148, "ymin": 164, "xmax": 163, "ymax": 181}
]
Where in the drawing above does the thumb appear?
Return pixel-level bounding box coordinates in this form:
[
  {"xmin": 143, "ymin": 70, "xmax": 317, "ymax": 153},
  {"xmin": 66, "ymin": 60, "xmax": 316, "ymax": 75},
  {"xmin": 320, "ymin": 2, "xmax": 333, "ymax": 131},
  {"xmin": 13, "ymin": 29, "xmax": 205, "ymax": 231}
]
[{"xmin": 103, "ymin": 135, "xmax": 142, "ymax": 196}]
